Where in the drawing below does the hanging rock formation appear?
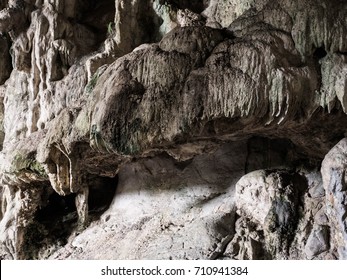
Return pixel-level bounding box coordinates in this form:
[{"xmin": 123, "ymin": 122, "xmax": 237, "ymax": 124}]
[{"xmin": 0, "ymin": 0, "xmax": 347, "ymax": 259}]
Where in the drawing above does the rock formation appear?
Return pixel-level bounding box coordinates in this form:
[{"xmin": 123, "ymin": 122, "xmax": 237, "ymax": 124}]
[{"xmin": 0, "ymin": 0, "xmax": 347, "ymax": 259}]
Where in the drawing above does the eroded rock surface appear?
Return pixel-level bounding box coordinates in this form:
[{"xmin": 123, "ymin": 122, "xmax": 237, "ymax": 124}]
[{"xmin": 0, "ymin": 0, "xmax": 347, "ymax": 259}]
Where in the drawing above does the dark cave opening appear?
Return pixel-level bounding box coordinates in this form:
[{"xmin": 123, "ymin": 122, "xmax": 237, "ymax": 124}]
[
  {"xmin": 34, "ymin": 169, "xmax": 118, "ymax": 222},
  {"xmin": 36, "ymin": 192, "xmax": 77, "ymax": 223},
  {"xmin": 87, "ymin": 174, "xmax": 118, "ymax": 220},
  {"xmin": 0, "ymin": 33, "xmax": 12, "ymax": 86},
  {"xmin": 245, "ymin": 136, "xmax": 295, "ymax": 173},
  {"xmin": 25, "ymin": 174, "xmax": 118, "ymax": 258},
  {"xmin": 22, "ymin": 191, "xmax": 79, "ymax": 259},
  {"xmin": 35, "ymin": 191, "xmax": 78, "ymax": 245},
  {"xmin": 313, "ymin": 46, "xmax": 327, "ymax": 60},
  {"xmin": 244, "ymin": 135, "xmax": 323, "ymax": 175},
  {"xmin": 35, "ymin": 174, "xmax": 118, "ymax": 228},
  {"xmin": 77, "ymin": 0, "xmax": 116, "ymax": 47}
]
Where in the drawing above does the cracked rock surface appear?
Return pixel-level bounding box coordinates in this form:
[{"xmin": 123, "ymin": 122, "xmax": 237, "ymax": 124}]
[{"xmin": 0, "ymin": 0, "xmax": 347, "ymax": 259}]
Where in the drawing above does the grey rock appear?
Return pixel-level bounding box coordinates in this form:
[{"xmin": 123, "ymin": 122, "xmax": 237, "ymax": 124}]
[
  {"xmin": 307, "ymin": 171, "xmax": 325, "ymax": 198},
  {"xmin": 305, "ymin": 225, "xmax": 330, "ymax": 258},
  {"xmin": 0, "ymin": 0, "xmax": 347, "ymax": 260},
  {"xmin": 233, "ymin": 169, "xmax": 306, "ymax": 259},
  {"xmin": 49, "ymin": 143, "xmax": 245, "ymax": 260},
  {"xmin": 321, "ymin": 138, "xmax": 347, "ymax": 259},
  {"xmin": 314, "ymin": 207, "xmax": 329, "ymax": 226}
]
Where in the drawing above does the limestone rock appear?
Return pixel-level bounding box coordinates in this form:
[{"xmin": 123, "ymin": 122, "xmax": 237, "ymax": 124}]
[
  {"xmin": 307, "ymin": 171, "xmax": 325, "ymax": 199},
  {"xmin": 203, "ymin": 0, "xmax": 269, "ymax": 28},
  {"xmin": 0, "ymin": 0, "xmax": 347, "ymax": 260},
  {"xmin": 49, "ymin": 143, "xmax": 246, "ymax": 259},
  {"xmin": 230, "ymin": 169, "xmax": 306, "ymax": 259},
  {"xmin": 305, "ymin": 225, "xmax": 330, "ymax": 259},
  {"xmin": 321, "ymin": 138, "xmax": 347, "ymax": 259},
  {"xmin": 320, "ymin": 54, "xmax": 347, "ymax": 113}
]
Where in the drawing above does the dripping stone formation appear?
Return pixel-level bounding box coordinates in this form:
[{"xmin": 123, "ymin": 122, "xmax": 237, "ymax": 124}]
[{"xmin": 0, "ymin": 0, "xmax": 347, "ymax": 260}]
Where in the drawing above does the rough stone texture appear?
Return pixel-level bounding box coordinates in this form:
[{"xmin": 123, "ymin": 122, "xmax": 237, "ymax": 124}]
[
  {"xmin": 321, "ymin": 138, "xmax": 347, "ymax": 259},
  {"xmin": 228, "ymin": 169, "xmax": 306, "ymax": 260},
  {"xmin": 305, "ymin": 225, "xmax": 330, "ymax": 259},
  {"xmin": 50, "ymin": 142, "xmax": 245, "ymax": 259},
  {"xmin": 0, "ymin": 0, "xmax": 347, "ymax": 259},
  {"xmin": 203, "ymin": 0, "xmax": 269, "ymax": 28}
]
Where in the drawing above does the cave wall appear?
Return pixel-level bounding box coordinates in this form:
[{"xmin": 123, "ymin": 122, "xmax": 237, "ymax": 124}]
[{"xmin": 0, "ymin": 0, "xmax": 347, "ymax": 259}]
